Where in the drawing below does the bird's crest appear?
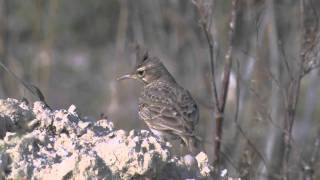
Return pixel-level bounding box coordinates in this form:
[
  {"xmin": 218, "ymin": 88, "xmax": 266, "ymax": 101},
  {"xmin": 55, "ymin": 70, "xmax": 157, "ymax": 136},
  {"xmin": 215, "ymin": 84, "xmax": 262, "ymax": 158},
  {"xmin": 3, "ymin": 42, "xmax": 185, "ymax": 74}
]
[{"xmin": 135, "ymin": 44, "xmax": 149, "ymax": 67}]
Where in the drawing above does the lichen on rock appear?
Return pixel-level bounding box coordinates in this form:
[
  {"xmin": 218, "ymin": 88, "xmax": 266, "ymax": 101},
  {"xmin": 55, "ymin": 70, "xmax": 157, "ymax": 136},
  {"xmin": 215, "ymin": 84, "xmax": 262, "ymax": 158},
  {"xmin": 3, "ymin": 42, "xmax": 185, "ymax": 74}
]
[{"xmin": 0, "ymin": 98, "xmax": 212, "ymax": 179}]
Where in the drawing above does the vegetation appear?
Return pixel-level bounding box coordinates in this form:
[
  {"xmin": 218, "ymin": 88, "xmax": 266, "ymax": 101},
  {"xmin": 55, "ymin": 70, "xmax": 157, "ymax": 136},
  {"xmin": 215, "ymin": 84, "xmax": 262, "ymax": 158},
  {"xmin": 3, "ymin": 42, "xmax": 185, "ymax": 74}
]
[{"xmin": 0, "ymin": 0, "xmax": 319, "ymax": 179}]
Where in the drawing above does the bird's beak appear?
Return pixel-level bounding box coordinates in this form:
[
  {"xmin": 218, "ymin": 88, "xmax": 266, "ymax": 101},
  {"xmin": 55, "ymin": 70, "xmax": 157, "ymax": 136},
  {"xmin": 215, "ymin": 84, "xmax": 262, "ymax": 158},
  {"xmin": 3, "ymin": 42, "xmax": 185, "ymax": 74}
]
[{"xmin": 116, "ymin": 73, "xmax": 137, "ymax": 81}]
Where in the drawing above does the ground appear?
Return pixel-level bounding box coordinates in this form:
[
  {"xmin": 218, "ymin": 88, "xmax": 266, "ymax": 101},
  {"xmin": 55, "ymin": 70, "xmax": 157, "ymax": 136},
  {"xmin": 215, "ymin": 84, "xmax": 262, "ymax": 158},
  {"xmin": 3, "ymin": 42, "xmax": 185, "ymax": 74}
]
[{"xmin": 0, "ymin": 98, "xmax": 212, "ymax": 180}]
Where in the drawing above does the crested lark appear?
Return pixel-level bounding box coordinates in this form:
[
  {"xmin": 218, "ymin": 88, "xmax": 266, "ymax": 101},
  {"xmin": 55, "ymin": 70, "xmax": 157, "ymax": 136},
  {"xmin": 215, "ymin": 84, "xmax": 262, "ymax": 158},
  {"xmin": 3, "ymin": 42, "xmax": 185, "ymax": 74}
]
[{"xmin": 118, "ymin": 46, "xmax": 200, "ymax": 154}]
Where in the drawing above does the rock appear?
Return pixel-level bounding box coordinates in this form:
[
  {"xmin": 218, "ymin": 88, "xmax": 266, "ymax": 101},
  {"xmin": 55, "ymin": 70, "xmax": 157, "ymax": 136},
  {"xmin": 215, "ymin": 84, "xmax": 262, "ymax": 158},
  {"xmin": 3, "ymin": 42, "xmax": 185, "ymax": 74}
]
[
  {"xmin": 0, "ymin": 98, "xmax": 212, "ymax": 179},
  {"xmin": 0, "ymin": 152, "xmax": 9, "ymax": 176},
  {"xmin": 0, "ymin": 98, "xmax": 35, "ymax": 138}
]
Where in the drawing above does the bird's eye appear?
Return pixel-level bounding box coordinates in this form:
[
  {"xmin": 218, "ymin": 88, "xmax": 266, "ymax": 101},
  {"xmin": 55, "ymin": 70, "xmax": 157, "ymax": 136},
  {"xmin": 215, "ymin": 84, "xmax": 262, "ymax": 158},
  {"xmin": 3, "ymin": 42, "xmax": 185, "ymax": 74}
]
[{"xmin": 137, "ymin": 70, "xmax": 145, "ymax": 77}]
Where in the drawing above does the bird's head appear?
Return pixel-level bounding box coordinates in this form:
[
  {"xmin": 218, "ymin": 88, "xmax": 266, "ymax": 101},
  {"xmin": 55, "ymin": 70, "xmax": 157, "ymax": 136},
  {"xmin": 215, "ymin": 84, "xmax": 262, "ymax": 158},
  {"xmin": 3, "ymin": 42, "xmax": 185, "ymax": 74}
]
[{"xmin": 117, "ymin": 45, "xmax": 174, "ymax": 84}]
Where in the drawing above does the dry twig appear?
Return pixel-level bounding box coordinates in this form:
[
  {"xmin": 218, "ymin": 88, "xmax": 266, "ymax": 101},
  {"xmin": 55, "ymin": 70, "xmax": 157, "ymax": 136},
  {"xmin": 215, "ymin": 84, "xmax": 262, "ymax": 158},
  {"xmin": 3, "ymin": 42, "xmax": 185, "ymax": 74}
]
[{"xmin": 192, "ymin": 0, "xmax": 239, "ymax": 172}]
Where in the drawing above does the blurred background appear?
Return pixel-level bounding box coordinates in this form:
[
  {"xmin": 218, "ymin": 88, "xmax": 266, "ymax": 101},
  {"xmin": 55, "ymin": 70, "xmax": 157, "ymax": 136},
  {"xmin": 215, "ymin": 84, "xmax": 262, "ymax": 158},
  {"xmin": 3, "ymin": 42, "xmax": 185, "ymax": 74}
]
[{"xmin": 0, "ymin": 0, "xmax": 319, "ymax": 179}]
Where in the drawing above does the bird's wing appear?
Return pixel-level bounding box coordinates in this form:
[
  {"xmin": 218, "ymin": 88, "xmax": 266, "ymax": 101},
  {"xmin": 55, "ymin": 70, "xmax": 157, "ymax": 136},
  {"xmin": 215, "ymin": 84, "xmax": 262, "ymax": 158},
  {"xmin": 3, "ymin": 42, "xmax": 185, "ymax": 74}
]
[
  {"xmin": 139, "ymin": 82, "xmax": 197, "ymax": 135},
  {"xmin": 176, "ymin": 89, "xmax": 199, "ymax": 126}
]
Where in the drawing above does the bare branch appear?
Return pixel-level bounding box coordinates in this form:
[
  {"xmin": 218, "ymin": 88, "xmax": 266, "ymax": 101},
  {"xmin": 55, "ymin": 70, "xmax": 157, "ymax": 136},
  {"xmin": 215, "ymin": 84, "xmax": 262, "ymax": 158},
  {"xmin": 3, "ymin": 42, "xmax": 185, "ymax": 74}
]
[
  {"xmin": 234, "ymin": 59, "xmax": 268, "ymax": 170},
  {"xmin": 0, "ymin": 60, "xmax": 51, "ymax": 109},
  {"xmin": 192, "ymin": 0, "xmax": 220, "ymax": 110},
  {"xmin": 281, "ymin": 0, "xmax": 320, "ymax": 178},
  {"xmin": 193, "ymin": 0, "xmax": 239, "ymax": 169},
  {"xmin": 278, "ymin": 40, "xmax": 294, "ymax": 81},
  {"xmin": 218, "ymin": 0, "xmax": 239, "ymax": 112}
]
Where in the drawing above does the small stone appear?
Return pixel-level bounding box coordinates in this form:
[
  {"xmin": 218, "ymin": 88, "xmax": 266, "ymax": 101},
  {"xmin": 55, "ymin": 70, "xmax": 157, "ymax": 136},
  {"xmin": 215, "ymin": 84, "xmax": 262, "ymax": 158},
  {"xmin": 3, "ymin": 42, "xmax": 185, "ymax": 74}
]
[
  {"xmin": 4, "ymin": 132, "xmax": 17, "ymax": 142},
  {"xmin": 78, "ymin": 121, "xmax": 91, "ymax": 130},
  {"xmin": 67, "ymin": 105, "xmax": 77, "ymax": 113},
  {"xmin": 221, "ymin": 169, "xmax": 228, "ymax": 177}
]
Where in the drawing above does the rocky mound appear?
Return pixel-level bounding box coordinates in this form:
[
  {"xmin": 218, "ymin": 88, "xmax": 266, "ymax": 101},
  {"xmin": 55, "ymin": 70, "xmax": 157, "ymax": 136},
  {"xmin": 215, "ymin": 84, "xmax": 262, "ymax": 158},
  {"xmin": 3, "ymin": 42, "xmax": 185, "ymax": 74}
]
[{"xmin": 0, "ymin": 98, "xmax": 212, "ymax": 180}]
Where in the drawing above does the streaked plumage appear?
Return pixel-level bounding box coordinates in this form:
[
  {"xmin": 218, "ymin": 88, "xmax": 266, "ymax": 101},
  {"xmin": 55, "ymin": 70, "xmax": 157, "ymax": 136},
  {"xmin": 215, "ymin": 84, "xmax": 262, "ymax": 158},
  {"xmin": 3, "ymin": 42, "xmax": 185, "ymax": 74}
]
[{"xmin": 118, "ymin": 46, "xmax": 200, "ymax": 154}]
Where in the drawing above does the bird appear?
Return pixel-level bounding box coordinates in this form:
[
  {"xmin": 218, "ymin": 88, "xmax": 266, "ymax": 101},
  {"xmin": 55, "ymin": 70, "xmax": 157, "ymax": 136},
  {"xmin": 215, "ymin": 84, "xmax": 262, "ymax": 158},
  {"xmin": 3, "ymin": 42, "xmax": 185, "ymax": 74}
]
[{"xmin": 117, "ymin": 45, "xmax": 200, "ymax": 154}]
